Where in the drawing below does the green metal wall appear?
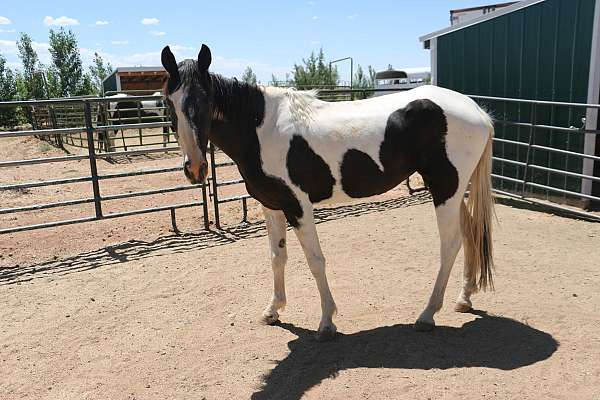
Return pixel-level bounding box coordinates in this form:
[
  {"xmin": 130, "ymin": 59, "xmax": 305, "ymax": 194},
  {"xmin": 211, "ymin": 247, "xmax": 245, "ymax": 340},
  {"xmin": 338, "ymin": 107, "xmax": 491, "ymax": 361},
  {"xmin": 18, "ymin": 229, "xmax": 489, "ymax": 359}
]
[{"xmin": 436, "ymin": 0, "xmax": 596, "ymax": 197}]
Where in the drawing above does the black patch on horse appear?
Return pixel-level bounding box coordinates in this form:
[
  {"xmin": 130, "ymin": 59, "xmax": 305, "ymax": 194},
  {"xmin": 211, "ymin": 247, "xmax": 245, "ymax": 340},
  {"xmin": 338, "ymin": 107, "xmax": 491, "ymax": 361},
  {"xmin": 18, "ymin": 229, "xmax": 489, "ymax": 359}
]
[
  {"xmin": 340, "ymin": 99, "xmax": 458, "ymax": 207},
  {"xmin": 203, "ymin": 74, "xmax": 304, "ymax": 227},
  {"xmin": 287, "ymin": 135, "xmax": 336, "ymax": 203}
]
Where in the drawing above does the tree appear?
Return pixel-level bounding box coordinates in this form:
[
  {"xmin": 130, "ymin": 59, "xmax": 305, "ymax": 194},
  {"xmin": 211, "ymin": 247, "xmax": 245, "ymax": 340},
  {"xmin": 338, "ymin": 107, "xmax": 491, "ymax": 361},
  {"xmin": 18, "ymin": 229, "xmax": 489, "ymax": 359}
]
[
  {"xmin": 270, "ymin": 73, "xmax": 292, "ymax": 87},
  {"xmin": 16, "ymin": 33, "xmax": 46, "ymax": 99},
  {"xmin": 49, "ymin": 28, "xmax": 84, "ymax": 97},
  {"xmin": 0, "ymin": 53, "xmax": 19, "ymax": 128},
  {"xmin": 45, "ymin": 67, "xmax": 61, "ymax": 98},
  {"xmin": 292, "ymin": 48, "xmax": 339, "ymax": 89},
  {"xmin": 241, "ymin": 66, "xmax": 257, "ymax": 85},
  {"xmin": 353, "ymin": 64, "xmax": 377, "ymax": 99},
  {"xmin": 89, "ymin": 52, "xmax": 113, "ymax": 94}
]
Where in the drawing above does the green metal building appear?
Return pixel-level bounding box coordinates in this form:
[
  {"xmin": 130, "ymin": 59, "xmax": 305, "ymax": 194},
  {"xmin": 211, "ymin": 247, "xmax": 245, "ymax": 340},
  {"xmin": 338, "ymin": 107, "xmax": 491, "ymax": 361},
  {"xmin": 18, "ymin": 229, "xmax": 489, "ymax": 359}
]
[{"xmin": 420, "ymin": 0, "xmax": 600, "ymax": 204}]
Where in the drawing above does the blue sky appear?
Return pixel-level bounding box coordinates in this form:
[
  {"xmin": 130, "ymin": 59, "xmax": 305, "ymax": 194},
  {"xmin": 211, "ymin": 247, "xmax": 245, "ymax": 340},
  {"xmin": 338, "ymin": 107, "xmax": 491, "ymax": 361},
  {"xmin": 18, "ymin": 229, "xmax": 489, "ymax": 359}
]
[{"xmin": 1, "ymin": 0, "xmax": 492, "ymax": 82}]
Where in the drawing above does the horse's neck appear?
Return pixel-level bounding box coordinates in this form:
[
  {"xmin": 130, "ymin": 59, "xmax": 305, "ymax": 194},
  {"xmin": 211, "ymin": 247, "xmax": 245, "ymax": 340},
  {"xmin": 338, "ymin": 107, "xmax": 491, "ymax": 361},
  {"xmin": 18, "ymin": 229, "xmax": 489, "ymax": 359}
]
[{"xmin": 207, "ymin": 84, "xmax": 274, "ymax": 176}]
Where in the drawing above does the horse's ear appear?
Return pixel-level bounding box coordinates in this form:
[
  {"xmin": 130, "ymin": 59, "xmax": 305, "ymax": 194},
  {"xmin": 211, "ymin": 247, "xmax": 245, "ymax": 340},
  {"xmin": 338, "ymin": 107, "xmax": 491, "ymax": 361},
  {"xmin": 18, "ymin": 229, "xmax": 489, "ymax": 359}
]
[
  {"xmin": 198, "ymin": 44, "xmax": 212, "ymax": 72},
  {"xmin": 161, "ymin": 46, "xmax": 179, "ymax": 79}
]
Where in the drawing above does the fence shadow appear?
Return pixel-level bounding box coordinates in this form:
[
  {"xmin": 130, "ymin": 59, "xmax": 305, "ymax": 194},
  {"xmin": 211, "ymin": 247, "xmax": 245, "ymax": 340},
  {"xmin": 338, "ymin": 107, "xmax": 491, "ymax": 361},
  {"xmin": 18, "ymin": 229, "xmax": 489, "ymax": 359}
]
[
  {"xmin": 252, "ymin": 310, "xmax": 558, "ymax": 400},
  {"xmin": 0, "ymin": 192, "xmax": 432, "ymax": 285},
  {"xmin": 494, "ymin": 195, "xmax": 600, "ymax": 222}
]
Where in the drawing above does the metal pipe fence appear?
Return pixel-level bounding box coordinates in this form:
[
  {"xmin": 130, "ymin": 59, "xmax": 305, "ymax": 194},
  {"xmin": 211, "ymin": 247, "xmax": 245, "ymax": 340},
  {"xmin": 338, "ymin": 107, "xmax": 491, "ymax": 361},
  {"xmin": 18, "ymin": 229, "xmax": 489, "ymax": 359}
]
[
  {"xmin": 0, "ymin": 97, "xmax": 209, "ymax": 235},
  {"xmin": 1, "ymin": 87, "xmax": 598, "ymax": 237}
]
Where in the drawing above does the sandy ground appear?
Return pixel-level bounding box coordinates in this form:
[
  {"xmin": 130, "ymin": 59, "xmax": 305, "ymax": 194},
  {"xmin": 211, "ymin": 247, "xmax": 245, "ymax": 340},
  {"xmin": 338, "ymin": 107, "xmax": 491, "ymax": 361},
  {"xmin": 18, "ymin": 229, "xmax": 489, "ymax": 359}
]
[
  {"xmin": 0, "ymin": 133, "xmax": 252, "ymax": 268},
  {"xmin": 2, "ymin": 135, "xmax": 600, "ymax": 399},
  {"xmin": 1, "ymin": 190, "xmax": 600, "ymax": 399}
]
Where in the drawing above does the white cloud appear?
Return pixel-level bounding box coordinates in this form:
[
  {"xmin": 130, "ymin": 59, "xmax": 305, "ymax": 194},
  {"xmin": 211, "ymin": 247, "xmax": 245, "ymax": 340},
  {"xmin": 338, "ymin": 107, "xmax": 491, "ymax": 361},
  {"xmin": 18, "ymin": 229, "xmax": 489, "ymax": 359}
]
[
  {"xmin": 149, "ymin": 30, "xmax": 166, "ymax": 36},
  {"xmin": 0, "ymin": 16, "xmax": 11, "ymax": 25},
  {"xmin": 307, "ymin": 1, "xmax": 316, "ymax": 5},
  {"xmin": 43, "ymin": 16, "xmax": 80, "ymax": 26},
  {"xmin": 141, "ymin": 17, "xmax": 159, "ymax": 25},
  {"xmin": 0, "ymin": 39, "xmax": 16, "ymax": 54},
  {"xmin": 347, "ymin": 13, "xmax": 359, "ymax": 20},
  {"xmin": 310, "ymin": 40, "xmax": 321, "ymax": 45},
  {"xmin": 111, "ymin": 40, "xmax": 129, "ymax": 45},
  {"xmin": 312, "ymin": 15, "xmax": 318, "ymax": 20},
  {"xmin": 95, "ymin": 20, "xmax": 109, "ymax": 26},
  {"xmin": 0, "ymin": 29, "xmax": 15, "ymax": 33}
]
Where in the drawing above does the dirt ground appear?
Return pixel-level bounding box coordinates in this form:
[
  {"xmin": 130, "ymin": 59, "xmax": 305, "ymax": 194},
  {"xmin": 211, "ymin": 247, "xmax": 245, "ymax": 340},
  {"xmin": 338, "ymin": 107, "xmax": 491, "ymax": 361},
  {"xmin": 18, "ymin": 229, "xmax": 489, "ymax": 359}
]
[{"xmin": 1, "ymin": 136, "xmax": 600, "ymax": 399}]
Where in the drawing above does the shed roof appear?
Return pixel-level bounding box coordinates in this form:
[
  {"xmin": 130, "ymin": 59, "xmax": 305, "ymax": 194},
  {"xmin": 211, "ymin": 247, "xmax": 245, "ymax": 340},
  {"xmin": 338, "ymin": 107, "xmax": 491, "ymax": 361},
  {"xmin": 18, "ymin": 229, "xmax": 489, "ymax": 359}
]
[
  {"xmin": 102, "ymin": 67, "xmax": 166, "ymax": 86},
  {"xmin": 420, "ymin": 0, "xmax": 546, "ymax": 45}
]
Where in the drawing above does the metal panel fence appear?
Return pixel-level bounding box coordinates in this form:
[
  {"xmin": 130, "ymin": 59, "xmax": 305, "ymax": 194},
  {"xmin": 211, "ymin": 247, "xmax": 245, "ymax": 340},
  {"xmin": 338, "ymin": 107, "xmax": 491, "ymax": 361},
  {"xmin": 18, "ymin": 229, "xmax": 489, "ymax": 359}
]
[
  {"xmin": 0, "ymin": 96, "xmax": 210, "ymax": 235},
  {"xmin": 1, "ymin": 88, "xmax": 598, "ymax": 237}
]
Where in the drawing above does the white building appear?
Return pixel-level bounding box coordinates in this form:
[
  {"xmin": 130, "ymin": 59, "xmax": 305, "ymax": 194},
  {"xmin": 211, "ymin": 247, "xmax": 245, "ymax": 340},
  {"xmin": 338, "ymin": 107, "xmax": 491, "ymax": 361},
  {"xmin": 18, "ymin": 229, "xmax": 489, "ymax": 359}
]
[{"xmin": 450, "ymin": 2, "xmax": 518, "ymax": 25}]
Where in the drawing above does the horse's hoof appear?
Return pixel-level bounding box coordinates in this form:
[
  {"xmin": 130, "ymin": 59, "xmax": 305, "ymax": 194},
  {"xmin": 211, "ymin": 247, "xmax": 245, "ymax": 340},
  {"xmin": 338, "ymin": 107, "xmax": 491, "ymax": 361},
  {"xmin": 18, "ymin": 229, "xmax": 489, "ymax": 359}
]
[
  {"xmin": 261, "ymin": 312, "xmax": 279, "ymax": 325},
  {"xmin": 454, "ymin": 301, "xmax": 472, "ymax": 313},
  {"xmin": 414, "ymin": 320, "xmax": 435, "ymax": 332},
  {"xmin": 316, "ymin": 326, "xmax": 337, "ymax": 342}
]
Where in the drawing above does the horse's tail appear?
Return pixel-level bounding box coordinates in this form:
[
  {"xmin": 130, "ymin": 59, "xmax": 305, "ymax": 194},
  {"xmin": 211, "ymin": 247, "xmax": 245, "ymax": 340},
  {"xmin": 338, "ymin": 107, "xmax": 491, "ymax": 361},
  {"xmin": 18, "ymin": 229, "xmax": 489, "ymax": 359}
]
[{"xmin": 460, "ymin": 115, "xmax": 495, "ymax": 292}]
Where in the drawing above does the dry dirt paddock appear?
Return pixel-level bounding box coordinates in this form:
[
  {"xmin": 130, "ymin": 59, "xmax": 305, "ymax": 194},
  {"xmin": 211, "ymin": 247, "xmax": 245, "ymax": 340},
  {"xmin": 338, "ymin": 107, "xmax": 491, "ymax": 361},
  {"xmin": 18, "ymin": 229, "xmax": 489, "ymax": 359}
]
[{"xmin": 1, "ymin": 187, "xmax": 600, "ymax": 399}]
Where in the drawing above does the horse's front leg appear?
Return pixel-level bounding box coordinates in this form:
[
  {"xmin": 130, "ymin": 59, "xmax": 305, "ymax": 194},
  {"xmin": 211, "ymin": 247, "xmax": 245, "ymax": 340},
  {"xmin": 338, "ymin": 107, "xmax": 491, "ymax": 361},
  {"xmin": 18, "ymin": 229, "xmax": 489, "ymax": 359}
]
[
  {"xmin": 293, "ymin": 204, "xmax": 337, "ymax": 341},
  {"xmin": 261, "ymin": 206, "xmax": 288, "ymax": 325}
]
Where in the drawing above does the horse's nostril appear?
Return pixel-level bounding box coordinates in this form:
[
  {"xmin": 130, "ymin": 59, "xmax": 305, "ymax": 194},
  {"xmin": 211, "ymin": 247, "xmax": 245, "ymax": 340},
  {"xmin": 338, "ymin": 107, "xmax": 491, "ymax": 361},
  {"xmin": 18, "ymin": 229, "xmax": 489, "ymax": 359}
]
[{"xmin": 184, "ymin": 160, "xmax": 191, "ymax": 170}]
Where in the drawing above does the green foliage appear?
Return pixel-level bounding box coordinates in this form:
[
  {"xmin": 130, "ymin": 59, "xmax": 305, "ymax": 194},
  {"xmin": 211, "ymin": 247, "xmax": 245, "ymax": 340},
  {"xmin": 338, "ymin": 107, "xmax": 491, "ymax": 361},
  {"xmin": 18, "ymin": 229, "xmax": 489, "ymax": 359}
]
[
  {"xmin": 45, "ymin": 67, "xmax": 61, "ymax": 98},
  {"xmin": 79, "ymin": 73, "xmax": 97, "ymax": 96},
  {"xmin": 353, "ymin": 64, "xmax": 377, "ymax": 99},
  {"xmin": 16, "ymin": 33, "xmax": 46, "ymax": 99},
  {"xmin": 292, "ymin": 48, "xmax": 339, "ymax": 89},
  {"xmin": 241, "ymin": 66, "xmax": 257, "ymax": 85},
  {"xmin": 49, "ymin": 28, "xmax": 84, "ymax": 97},
  {"xmin": 270, "ymin": 73, "xmax": 292, "ymax": 87},
  {"xmin": 0, "ymin": 53, "xmax": 19, "ymax": 128},
  {"xmin": 89, "ymin": 52, "xmax": 113, "ymax": 94}
]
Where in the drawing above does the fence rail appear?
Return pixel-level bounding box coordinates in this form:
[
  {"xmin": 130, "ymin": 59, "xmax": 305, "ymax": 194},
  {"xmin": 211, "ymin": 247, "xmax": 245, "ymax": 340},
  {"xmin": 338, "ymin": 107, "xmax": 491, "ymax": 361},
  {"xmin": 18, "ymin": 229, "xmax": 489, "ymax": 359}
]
[
  {"xmin": 1, "ymin": 87, "xmax": 599, "ymax": 237},
  {"xmin": 0, "ymin": 96, "xmax": 209, "ymax": 235}
]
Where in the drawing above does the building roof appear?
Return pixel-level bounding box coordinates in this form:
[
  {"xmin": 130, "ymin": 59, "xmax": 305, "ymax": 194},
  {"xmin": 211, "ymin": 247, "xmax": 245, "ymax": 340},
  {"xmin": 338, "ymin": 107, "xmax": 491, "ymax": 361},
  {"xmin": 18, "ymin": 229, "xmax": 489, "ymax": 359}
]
[
  {"xmin": 113, "ymin": 67, "xmax": 165, "ymax": 74},
  {"xmin": 450, "ymin": 1, "xmax": 518, "ymax": 14},
  {"xmin": 102, "ymin": 67, "xmax": 166, "ymax": 85},
  {"xmin": 420, "ymin": 0, "xmax": 546, "ymax": 45}
]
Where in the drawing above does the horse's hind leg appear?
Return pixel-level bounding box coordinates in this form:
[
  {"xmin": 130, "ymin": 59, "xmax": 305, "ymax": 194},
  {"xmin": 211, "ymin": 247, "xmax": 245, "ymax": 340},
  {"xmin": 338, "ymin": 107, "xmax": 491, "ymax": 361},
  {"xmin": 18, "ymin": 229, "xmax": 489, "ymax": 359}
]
[
  {"xmin": 455, "ymin": 202, "xmax": 477, "ymax": 312},
  {"xmin": 415, "ymin": 193, "xmax": 463, "ymax": 331},
  {"xmin": 261, "ymin": 207, "xmax": 288, "ymax": 325}
]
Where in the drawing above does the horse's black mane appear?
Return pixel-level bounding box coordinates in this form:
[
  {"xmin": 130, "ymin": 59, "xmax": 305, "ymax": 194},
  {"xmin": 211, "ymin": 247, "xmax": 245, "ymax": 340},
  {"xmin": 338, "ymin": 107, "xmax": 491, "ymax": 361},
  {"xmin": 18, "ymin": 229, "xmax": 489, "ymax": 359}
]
[
  {"xmin": 210, "ymin": 73, "xmax": 265, "ymax": 127},
  {"xmin": 177, "ymin": 59, "xmax": 265, "ymax": 128}
]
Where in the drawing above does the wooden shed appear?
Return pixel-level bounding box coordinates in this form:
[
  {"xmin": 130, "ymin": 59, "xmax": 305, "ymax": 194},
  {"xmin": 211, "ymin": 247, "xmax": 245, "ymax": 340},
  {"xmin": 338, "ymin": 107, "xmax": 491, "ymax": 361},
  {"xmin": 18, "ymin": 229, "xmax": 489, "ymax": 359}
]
[{"xmin": 102, "ymin": 67, "xmax": 167, "ymax": 95}]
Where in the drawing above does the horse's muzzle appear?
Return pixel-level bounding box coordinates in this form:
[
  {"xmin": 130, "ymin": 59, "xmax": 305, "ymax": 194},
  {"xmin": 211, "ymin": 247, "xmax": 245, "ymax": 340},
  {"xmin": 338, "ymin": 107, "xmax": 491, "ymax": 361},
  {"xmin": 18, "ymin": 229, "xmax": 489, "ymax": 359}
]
[{"xmin": 184, "ymin": 159, "xmax": 208, "ymax": 184}]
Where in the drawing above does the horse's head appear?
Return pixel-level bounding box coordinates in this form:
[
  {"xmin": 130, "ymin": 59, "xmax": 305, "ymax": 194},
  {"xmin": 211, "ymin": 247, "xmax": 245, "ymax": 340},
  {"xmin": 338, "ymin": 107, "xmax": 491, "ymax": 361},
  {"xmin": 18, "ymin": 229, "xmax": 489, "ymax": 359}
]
[{"xmin": 161, "ymin": 44, "xmax": 213, "ymax": 184}]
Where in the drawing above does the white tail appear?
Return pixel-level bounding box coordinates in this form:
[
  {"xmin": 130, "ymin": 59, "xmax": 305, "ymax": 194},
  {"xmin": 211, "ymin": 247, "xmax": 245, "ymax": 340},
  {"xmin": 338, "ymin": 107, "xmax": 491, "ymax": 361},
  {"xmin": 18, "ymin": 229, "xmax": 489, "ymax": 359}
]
[{"xmin": 460, "ymin": 120, "xmax": 495, "ymax": 292}]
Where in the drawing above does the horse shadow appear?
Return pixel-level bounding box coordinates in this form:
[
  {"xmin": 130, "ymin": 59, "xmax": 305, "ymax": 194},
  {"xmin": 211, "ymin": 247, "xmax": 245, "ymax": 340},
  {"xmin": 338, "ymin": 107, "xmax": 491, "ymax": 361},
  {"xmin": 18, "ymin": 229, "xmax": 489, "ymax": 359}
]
[{"xmin": 251, "ymin": 310, "xmax": 558, "ymax": 400}]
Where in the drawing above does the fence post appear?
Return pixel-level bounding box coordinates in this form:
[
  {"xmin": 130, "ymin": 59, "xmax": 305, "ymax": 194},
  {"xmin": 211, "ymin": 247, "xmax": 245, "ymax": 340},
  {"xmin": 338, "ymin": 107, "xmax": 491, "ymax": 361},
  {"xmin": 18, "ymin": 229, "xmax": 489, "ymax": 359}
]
[
  {"xmin": 209, "ymin": 142, "xmax": 220, "ymax": 229},
  {"xmin": 520, "ymin": 102, "xmax": 538, "ymax": 198},
  {"xmin": 84, "ymin": 101, "xmax": 103, "ymax": 218},
  {"xmin": 137, "ymin": 101, "xmax": 143, "ymax": 145},
  {"xmin": 201, "ymin": 182, "xmax": 210, "ymax": 230},
  {"xmin": 241, "ymin": 197, "xmax": 248, "ymax": 223}
]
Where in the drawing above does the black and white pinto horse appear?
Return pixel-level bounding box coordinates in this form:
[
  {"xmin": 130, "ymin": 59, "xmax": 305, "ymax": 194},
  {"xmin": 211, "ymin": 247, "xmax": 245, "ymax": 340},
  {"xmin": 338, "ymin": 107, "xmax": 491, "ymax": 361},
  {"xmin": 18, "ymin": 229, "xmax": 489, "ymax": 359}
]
[
  {"xmin": 101, "ymin": 92, "xmax": 170, "ymax": 147},
  {"xmin": 161, "ymin": 45, "xmax": 495, "ymax": 341}
]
